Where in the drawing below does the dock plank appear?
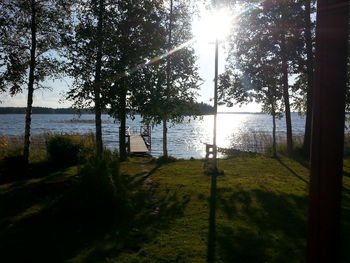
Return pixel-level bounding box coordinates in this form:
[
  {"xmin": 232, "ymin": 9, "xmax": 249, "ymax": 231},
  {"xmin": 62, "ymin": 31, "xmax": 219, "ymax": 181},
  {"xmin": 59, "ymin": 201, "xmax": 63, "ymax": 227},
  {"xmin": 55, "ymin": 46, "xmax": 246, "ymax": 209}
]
[{"xmin": 129, "ymin": 134, "xmax": 149, "ymax": 153}]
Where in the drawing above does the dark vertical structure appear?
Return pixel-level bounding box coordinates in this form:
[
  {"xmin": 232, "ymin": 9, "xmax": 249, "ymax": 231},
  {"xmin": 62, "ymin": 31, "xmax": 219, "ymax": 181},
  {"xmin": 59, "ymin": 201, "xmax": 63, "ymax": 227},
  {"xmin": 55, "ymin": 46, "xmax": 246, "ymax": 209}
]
[
  {"xmin": 213, "ymin": 37, "xmax": 219, "ymax": 168},
  {"xmin": 307, "ymin": 0, "xmax": 349, "ymax": 262},
  {"xmin": 24, "ymin": 0, "xmax": 37, "ymax": 164},
  {"xmin": 207, "ymin": 1, "xmax": 219, "ymax": 262},
  {"xmin": 280, "ymin": 32, "xmax": 293, "ymax": 154},
  {"xmin": 119, "ymin": 81, "xmax": 127, "ymax": 161},
  {"xmin": 163, "ymin": 0, "xmax": 173, "ymax": 157},
  {"xmin": 94, "ymin": 0, "xmax": 104, "ymax": 155},
  {"xmin": 302, "ymin": 0, "xmax": 314, "ymax": 156}
]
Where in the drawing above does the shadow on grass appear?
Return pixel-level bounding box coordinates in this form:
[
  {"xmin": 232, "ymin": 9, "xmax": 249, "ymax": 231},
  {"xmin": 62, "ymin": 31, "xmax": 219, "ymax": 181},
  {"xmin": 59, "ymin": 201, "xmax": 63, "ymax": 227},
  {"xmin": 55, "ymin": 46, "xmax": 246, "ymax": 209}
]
[
  {"xmin": 216, "ymin": 188, "xmax": 308, "ymax": 263},
  {"xmin": 0, "ymin": 157, "xmax": 60, "ymax": 185},
  {"xmin": 341, "ymin": 186, "xmax": 350, "ymax": 263},
  {"xmin": 207, "ymin": 168, "xmax": 218, "ymax": 263},
  {"xmin": 141, "ymin": 164, "xmax": 162, "ymax": 180},
  {"xmin": 343, "ymin": 170, "xmax": 350, "ymax": 178},
  {"xmin": 0, "ymin": 171, "xmax": 189, "ymax": 262},
  {"xmin": 276, "ymin": 157, "xmax": 308, "ymax": 184}
]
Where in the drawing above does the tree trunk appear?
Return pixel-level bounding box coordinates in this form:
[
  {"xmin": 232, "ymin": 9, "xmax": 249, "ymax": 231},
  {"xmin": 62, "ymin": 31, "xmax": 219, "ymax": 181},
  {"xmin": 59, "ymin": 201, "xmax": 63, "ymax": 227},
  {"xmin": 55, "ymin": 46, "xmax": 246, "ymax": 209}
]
[
  {"xmin": 281, "ymin": 34, "xmax": 293, "ymax": 154},
  {"xmin": 162, "ymin": 118, "xmax": 168, "ymax": 157},
  {"xmin": 94, "ymin": 0, "xmax": 104, "ymax": 155},
  {"xmin": 271, "ymin": 101, "xmax": 277, "ymax": 158},
  {"xmin": 306, "ymin": 0, "xmax": 348, "ymax": 260},
  {"xmin": 119, "ymin": 87, "xmax": 127, "ymax": 161},
  {"xmin": 23, "ymin": 0, "xmax": 37, "ymax": 164},
  {"xmin": 268, "ymin": 86, "xmax": 277, "ymax": 157},
  {"xmin": 163, "ymin": 0, "xmax": 173, "ymax": 157},
  {"xmin": 302, "ymin": 0, "xmax": 314, "ymax": 157}
]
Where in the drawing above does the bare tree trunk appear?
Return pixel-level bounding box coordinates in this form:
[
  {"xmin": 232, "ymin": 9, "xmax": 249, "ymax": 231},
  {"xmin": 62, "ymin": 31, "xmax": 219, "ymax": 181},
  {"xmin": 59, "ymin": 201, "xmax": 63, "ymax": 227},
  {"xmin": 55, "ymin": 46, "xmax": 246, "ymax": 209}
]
[
  {"xmin": 302, "ymin": 0, "xmax": 314, "ymax": 156},
  {"xmin": 94, "ymin": 0, "xmax": 104, "ymax": 155},
  {"xmin": 268, "ymin": 86, "xmax": 277, "ymax": 157},
  {"xmin": 163, "ymin": 0, "xmax": 173, "ymax": 157},
  {"xmin": 271, "ymin": 101, "xmax": 277, "ymax": 158},
  {"xmin": 306, "ymin": 0, "xmax": 348, "ymax": 260},
  {"xmin": 281, "ymin": 34, "xmax": 293, "ymax": 154},
  {"xmin": 119, "ymin": 87, "xmax": 127, "ymax": 161},
  {"xmin": 162, "ymin": 118, "xmax": 168, "ymax": 157},
  {"xmin": 23, "ymin": 0, "xmax": 37, "ymax": 164}
]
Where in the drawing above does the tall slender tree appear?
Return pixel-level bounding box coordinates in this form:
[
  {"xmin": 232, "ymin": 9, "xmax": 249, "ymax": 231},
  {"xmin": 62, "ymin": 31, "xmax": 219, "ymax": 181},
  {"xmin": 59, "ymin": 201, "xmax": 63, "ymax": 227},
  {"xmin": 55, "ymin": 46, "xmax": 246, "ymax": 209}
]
[
  {"xmin": 221, "ymin": 0, "xmax": 303, "ymax": 154},
  {"xmin": 219, "ymin": 59, "xmax": 283, "ymax": 156},
  {"xmin": 0, "ymin": 0, "xmax": 74, "ymax": 164},
  {"xmin": 94, "ymin": 0, "xmax": 104, "ymax": 154},
  {"xmin": 103, "ymin": 0, "xmax": 166, "ymax": 160},
  {"xmin": 24, "ymin": 0, "xmax": 37, "ymax": 164},
  {"xmin": 64, "ymin": 0, "xmax": 107, "ymax": 155},
  {"xmin": 163, "ymin": 0, "xmax": 174, "ymax": 157},
  {"xmin": 301, "ymin": 0, "xmax": 315, "ymax": 155},
  {"xmin": 132, "ymin": 0, "xmax": 200, "ymax": 157},
  {"xmin": 289, "ymin": 0, "xmax": 316, "ymax": 156}
]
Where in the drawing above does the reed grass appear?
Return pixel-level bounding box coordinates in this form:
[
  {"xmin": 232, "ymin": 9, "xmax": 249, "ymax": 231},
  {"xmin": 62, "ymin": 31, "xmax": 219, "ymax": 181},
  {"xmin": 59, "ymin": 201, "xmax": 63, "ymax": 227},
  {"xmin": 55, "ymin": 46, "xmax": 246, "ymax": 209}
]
[
  {"xmin": 0, "ymin": 133, "xmax": 95, "ymax": 162},
  {"xmin": 221, "ymin": 129, "xmax": 350, "ymax": 158}
]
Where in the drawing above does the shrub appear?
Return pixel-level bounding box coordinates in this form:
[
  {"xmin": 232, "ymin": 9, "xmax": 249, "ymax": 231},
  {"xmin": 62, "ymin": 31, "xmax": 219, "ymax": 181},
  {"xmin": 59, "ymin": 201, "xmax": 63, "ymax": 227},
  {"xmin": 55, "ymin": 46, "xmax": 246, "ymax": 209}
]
[
  {"xmin": 76, "ymin": 151, "xmax": 130, "ymax": 223},
  {"xmin": 156, "ymin": 155, "xmax": 177, "ymax": 165},
  {"xmin": 0, "ymin": 153, "xmax": 27, "ymax": 183},
  {"xmin": 46, "ymin": 135, "xmax": 82, "ymax": 167}
]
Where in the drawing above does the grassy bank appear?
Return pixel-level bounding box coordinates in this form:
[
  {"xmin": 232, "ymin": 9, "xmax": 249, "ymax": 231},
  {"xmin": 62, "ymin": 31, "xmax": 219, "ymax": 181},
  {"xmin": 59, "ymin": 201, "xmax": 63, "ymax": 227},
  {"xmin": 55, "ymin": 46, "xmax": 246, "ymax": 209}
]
[
  {"xmin": 115, "ymin": 156, "xmax": 350, "ymax": 263},
  {"xmin": 1, "ymin": 151, "xmax": 350, "ymax": 262}
]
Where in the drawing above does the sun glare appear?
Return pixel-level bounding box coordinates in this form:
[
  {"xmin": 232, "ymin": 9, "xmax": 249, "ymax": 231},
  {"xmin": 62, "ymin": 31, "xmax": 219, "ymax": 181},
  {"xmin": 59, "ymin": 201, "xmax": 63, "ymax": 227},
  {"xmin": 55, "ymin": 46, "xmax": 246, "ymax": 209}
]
[{"xmin": 193, "ymin": 8, "xmax": 234, "ymax": 43}]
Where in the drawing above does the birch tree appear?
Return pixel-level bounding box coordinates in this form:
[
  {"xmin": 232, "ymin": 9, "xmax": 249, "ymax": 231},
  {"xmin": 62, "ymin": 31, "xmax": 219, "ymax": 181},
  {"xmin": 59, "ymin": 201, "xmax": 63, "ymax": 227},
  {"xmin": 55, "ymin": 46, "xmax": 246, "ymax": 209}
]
[{"xmin": 0, "ymin": 0, "xmax": 74, "ymax": 164}]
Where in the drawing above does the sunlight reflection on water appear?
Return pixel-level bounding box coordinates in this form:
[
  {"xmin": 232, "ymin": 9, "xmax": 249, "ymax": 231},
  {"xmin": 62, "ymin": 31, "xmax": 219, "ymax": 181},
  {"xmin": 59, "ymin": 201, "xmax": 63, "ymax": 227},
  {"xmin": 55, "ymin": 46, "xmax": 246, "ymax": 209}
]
[{"xmin": 0, "ymin": 113, "xmax": 310, "ymax": 158}]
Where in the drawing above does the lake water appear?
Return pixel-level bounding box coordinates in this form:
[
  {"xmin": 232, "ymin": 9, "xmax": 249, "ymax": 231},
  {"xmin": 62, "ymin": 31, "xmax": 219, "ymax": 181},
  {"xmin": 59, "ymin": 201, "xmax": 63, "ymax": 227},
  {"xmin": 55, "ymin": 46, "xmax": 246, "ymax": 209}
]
[{"xmin": 0, "ymin": 113, "xmax": 309, "ymax": 158}]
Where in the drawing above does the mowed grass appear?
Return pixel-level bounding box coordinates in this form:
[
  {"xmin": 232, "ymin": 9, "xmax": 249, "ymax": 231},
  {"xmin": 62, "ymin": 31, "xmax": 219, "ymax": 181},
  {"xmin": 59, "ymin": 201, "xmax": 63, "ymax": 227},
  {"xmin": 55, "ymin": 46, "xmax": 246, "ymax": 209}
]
[
  {"xmin": 0, "ymin": 155, "xmax": 349, "ymax": 262},
  {"xmin": 115, "ymin": 156, "xmax": 350, "ymax": 263}
]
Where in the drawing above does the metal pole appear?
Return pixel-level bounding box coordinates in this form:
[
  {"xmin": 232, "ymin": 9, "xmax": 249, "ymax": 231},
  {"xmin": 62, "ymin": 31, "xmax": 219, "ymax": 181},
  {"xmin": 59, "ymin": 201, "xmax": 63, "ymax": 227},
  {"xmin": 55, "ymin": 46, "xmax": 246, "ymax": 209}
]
[
  {"xmin": 306, "ymin": 0, "xmax": 349, "ymax": 262},
  {"xmin": 207, "ymin": 37, "xmax": 218, "ymax": 262},
  {"xmin": 207, "ymin": 3, "xmax": 220, "ymax": 262},
  {"xmin": 213, "ymin": 37, "xmax": 219, "ymax": 169}
]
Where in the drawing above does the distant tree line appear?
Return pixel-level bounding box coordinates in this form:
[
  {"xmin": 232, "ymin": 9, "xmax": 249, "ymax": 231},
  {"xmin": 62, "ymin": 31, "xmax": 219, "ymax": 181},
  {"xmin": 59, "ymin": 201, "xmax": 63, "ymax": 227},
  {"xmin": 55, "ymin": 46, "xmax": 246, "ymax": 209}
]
[
  {"xmin": 0, "ymin": 102, "xmax": 214, "ymax": 115},
  {"xmin": 0, "ymin": 107, "xmax": 90, "ymax": 114}
]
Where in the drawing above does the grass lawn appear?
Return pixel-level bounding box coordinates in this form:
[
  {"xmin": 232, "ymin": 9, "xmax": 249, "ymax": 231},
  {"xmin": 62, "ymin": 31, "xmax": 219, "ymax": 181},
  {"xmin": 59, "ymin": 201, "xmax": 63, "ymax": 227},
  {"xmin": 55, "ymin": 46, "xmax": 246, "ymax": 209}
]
[{"xmin": 1, "ymin": 155, "xmax": 349, "ymax": 262}]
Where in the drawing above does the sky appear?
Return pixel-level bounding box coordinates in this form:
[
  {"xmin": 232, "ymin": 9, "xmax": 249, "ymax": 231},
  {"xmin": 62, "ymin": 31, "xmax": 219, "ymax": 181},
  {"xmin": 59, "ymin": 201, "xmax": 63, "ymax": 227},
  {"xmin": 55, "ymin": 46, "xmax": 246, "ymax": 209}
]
[{"xmin": 0, "ymin": 3, "xmax": 261, "ymax": 112}]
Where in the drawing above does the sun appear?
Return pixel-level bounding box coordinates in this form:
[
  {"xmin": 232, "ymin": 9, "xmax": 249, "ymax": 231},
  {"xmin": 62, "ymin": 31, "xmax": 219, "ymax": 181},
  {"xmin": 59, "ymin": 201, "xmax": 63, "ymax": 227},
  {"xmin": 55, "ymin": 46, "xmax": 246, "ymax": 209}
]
[{"xmin": 193, "ymin": 7, "xmax": 234, "ymax": 43}]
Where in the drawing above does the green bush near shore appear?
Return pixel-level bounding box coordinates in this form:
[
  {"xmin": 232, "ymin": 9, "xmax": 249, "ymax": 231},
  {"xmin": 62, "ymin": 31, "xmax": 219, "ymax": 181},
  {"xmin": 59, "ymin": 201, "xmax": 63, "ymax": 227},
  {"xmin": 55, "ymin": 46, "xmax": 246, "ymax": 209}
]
[
  {"xmin": 0, "ymin": 151, "xmax": 154, "ymax": 262},
  {"xmin": 0, "ymin": 133, "xmax": 95, "ymax": 162},
  {"xmin": 74, "ymin": 151, "xmax": 129, "ymax": 221},
  {"xmin": 46, "ymin": 134, "xmax": 95, "ymax": 167},
  {"xmin": 46, "ymin": 135, "xmax": 82, "ymax": 167},
  {"xmin": 0, "ymin": 133, "xmax": 95, "ymax": 183}
]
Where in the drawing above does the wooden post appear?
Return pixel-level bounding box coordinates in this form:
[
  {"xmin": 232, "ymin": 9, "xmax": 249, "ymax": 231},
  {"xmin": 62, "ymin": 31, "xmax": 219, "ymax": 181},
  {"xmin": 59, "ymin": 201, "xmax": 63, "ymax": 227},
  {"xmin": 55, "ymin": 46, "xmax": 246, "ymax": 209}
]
[{"xmin": 306, "ymin": 0, "xmax": 349, "ymax": 262}]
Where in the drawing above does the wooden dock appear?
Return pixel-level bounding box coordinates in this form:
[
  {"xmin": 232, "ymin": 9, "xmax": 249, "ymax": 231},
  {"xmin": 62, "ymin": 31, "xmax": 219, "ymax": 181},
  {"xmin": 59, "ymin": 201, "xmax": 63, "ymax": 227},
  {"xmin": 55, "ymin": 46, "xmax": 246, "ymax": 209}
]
[
  {"xmin": 129, "ymin": 134, "xmax": 149, "ymax": 154},
  {"xmin": 125, "ymin": 126, "xmax": 151, "ymax": 155}
]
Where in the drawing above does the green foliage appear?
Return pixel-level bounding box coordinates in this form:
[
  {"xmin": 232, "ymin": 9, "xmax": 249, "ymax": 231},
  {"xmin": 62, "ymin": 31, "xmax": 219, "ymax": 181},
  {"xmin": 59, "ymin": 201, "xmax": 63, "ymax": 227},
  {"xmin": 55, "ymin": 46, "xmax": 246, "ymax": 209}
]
[
  {"xmin": 45, "ymin": 134, "xmax": 94, "ymax": 167},
  {"xmin": 75, "ymin": 151, "xmax": 130, "ymax": 221},
  {"xmin": 156, "ymin": 155, "xmax": 177, "ymax": 165},
  {"xmin": 0, "ymin": 136, "xmax": 22, "ymax": 160},
  {"xmin": 46, "ymin": 135, "xmax": 81, "ymax": 167},
  {"xmin": 0, "ymin": 0, "xmax": 74, "ymax": 97},
  {"xmin": 65, "ymin": 0, "xmax": 166, "ymax": 110},
  {"xmin": 219, "ymin": 148, "xmax": 258, "ymax": 159},
  {"xmin": 133, "ymin": 1, "xmax": 200, "ymax": 127},
  {"xmin": 0, "ymin": 153, "xmax": 26, "ymax": 183},
  {"xmin": 291, "ymin": 73, "xmax": 308, "ymax": 114},
  {"xmin": 219, "ymin": 0, "xmax": 303, "ymax": 112}
]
